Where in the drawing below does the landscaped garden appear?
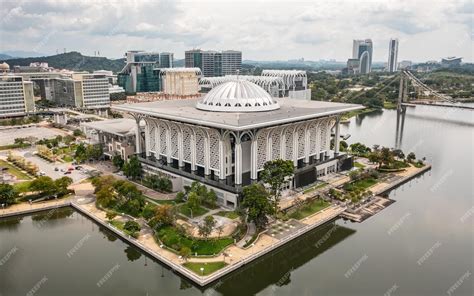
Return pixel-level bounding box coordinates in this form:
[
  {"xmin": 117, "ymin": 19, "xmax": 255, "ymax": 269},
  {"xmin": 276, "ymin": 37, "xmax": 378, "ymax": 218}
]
[
  {"xmin": 0, "ymin": 159, "xmax": 33, "ymax": 180},
  {"xmin": 156, "ymin": 225, "xmax": 234, "ymax": 256},
  {"xmin": 183, "ymin": 262, "xmax": 228, "ymax": 276},
  {"xmin": 288, "ymin": 198, "xmax": 330, "ymax": 220}
]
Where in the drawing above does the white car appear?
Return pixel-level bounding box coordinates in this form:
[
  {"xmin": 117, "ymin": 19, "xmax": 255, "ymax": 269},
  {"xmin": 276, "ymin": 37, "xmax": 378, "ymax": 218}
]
[{"xmin": 39, "ymin": 171, "xmax": 46, "ymax": 176}]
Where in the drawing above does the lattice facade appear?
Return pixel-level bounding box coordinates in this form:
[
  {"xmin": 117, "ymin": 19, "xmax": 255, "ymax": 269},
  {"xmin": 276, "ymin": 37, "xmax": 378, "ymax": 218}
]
[{"xmin": 141, "ymin": 115, "xmax": 338, "ymax": 185}]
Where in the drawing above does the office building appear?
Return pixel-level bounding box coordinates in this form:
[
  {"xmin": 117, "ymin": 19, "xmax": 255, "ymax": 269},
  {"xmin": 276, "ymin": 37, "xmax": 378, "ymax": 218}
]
[
  {"xmin": 387, "ymin": 38, "xmax": 399, "ymax": 72},
  {"xmin": 185, "ymin": 49, "xmax": 241, "ymax": 77},
  {"xmin": 118, "ymin": 50, "xmax": 174, "ymax": 93},
  {"xmin": 352, "ymin": 39, "xmax": 373, "ymax": 74},
  {"xmin": 0, "ymin": 75, "xmax": 35, "ymax": 118},
  {"xmin": 160, "ymin": 52, "xmax": 174, "ymax": 68}
]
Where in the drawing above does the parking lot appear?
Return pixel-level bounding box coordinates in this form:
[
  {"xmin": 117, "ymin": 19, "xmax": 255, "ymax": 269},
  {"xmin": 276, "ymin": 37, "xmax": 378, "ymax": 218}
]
[
  {"xmin": 19, "ymin": 149, "xmax": 89, "ymax": 183},
  {"xmin": 0, "ymin": 126, "xmax": 64, "ymax": 146}
]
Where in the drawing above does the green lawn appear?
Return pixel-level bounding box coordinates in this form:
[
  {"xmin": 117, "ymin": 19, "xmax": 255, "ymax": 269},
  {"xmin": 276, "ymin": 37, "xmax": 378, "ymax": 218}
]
[
  {"xmin": 13, "ymin": 181, "xmax": 33, "ymax": 193},
  {"xmin": 383, "ymin": 101, "xmax": 397, "ymax": 109},
  {"xmin": 0, "ymin": 160, "xmax": 33, "ymax": 180},
  {"xmin": 354, "ymin": 162, "xmax": 365, "ymax": 168},
  {"xmin": 178, "ymin": 203, "xmax": 209, "ymax": 218},
  {"xmin": 0, "ymin": 143, "xmax": 31, "ymax": 151},
  {"xmin": 303, "ymin": 183, "xmax": 327, "ymax": 194},
  {"xmin": 183, "ymin": 262, "xmax": 228, "ymax": 276},
  {"xmin": 344, "ymin": 178, "xmax": 377, "ymax": 192},
  {"xmin": 156, "ymin": 225, "xmax": 234, "ymax": 256},
  {"xmin": 288, "ymin": 199, "xmax": 330, "ymax": 220},
  {"xmin": 215, "ymin": 211, "xmax": 240, "ymax": 219}
]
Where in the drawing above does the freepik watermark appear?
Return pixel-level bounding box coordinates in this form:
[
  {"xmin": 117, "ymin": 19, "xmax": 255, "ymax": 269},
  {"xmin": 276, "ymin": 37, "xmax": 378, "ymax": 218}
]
[
  {"xmin": 26, "ymin": 276, "xmax": 48, "ymax": 296},
  {"xmin": 387, "ymin": 212, "xmax": 411, "ymax": 235},
  {"xmin": 344, "ymin": 254, "xmax": 368, "ymax": 278},
  {"xmin": 460, "ymin": 206, "xmax": 474, "ymax": 223},
  {"xmin": 97, "ymin": 264, "xmax": 120, "ymax": 287},
  {"xmin": 314, "ymin": 224, "xmax": 339, "ymax": 248},
  {"xmin": 0, "ymin": 246, "xmax": 18, "ymax": 266},
  {"xmin": 430, "ymin": 170, "xmax": 454, "ymax": 192},
  {"xmin": 417, "ymin": 241, "xmax": 442, "ymax": 266},
  {"xmin": 446, "ymin": 270, "xmax": 471, "ymax": 296},
  {"xmin": 67, "ymin": 233, "xmax": 91, "ymax": 258},
  {"xmin": 383, "ymin": 284, "xmax": 399, "ymax": 296}
]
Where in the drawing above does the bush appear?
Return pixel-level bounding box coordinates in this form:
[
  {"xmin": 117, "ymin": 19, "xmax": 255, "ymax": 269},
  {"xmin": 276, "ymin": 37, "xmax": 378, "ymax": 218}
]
[{"xmin": 124, "ymin": 220, "xmax": 141, "ymax": 235}]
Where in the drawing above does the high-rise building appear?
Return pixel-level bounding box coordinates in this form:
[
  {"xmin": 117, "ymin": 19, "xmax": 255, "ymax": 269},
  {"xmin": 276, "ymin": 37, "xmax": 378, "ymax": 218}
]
[
  {"xmin": 185, "ymin": 49, "xmax": 241, "ymax": 77},
  {"xmin": 52, "ymin": 73, "xmax": 110, "ymax": 109},
  {"xmin": 222, "ymin": 50, "xmax": 242, "ymax": 75},
  {"xmin": 160, "ymin": 52, "xmax": 174, "ymax": 68},
  {"xmin": 352, "ymin": 39, "xmax": 373, "ymax": 74},
  {"xmin": 118, "ymin": 50, "xmax": 172, "ymax": 93},
  {"xmin": 0, "ymin": 75, "xmax": 35, "ymax": 118},
  {"xmin": 387, "ymin": 38, "xmax": 399, "ymax": 72}
]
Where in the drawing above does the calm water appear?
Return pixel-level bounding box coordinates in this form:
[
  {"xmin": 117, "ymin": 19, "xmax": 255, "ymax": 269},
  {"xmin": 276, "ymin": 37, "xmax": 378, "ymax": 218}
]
[{"xmin": 1, "ymin": 105, "xmax": 473, "ymax": 296}]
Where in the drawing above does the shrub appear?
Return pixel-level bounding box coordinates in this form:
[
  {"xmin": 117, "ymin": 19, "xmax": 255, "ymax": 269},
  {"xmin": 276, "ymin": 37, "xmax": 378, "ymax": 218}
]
[{"xmin": 124, "ymin": 220, "xmax": 141, "ymax": 234}]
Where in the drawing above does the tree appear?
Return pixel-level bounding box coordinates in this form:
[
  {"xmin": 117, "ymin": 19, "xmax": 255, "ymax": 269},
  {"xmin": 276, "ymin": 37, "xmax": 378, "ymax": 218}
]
[
  {"xmin": 179, "ymin": 247, "xmax": 192, "ymax": 262},
  {"xmin": 29, "ymin": 176, "xmax": 56, "ymax": 197},
  {"xmin": 261, "ymin": 159, "xmax": 294, "ymax": 214},
  {"xmin": 380, "ymin": 147, "xmax": 394, "ymax": 167},
  {"xmin": 216, "ymin": 225, "xmax": 224, "ymax": 239},
  {"xmin": 187, "ymin": 191, "xmax": 200, "ymax": 213},
  {"xmin": 0, "ymin": 184, "xmax": 18, "ymax": 206},
  {"xmin": 73, "ymin": 129, "xmax": 84, "ymax": 137},
  {"xmin": 124, "ymin": 220, "xmax": 141, "ymax": 233},
  {"xmin": 154, "ymin": 204, "xmax": 175, "ymax": 227},
  {"xmin": 74, "ymin": 143, "xmax": 87, "ymax": 163},
  {"xmin": 86, "ymin": 144, "xmax": 103, "ymax": 160},
  {"xmin": 407, "ymin": 152, "xmax": 416, "ymax": 163},
  {"xmin": 54, "ymin": 176, "xmax": 73, "ymax": 196},
  {"xmin": 198, "ymin": 215, "xmax": 216, "ymax": 240},
  {"xmin": 242, "ymin": 183, "xmax": 274, "ymax": 229},
  {"xmin": 112, "ymin": 154, "xmax": 125, "ymax": 170},
  {"xmin": 122, "ymin": 156, "xmax": 142, "ymax": 180}
]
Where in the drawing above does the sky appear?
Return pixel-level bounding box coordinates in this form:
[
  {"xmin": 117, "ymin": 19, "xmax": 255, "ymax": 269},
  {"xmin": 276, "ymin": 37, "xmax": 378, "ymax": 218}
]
[{"xmin": 0, "ymin": 0, "xmax": 472, "ymax": 62}]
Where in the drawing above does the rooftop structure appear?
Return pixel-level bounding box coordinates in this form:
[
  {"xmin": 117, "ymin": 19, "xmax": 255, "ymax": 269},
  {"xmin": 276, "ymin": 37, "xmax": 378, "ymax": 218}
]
[
  {"xmin": 196, "ymin": 80, "xmax": 280, "ymax": 112},
  {"xmin": 81, "ymin": 118, "xmax": 141, "ymax": 160},
  {"xmin": 200, "ymin": 75, "xmax": 284, "ymax": 97},
  {"xmin": 441, "ymin": 57, "xmax": 462, "ymax": 67}
]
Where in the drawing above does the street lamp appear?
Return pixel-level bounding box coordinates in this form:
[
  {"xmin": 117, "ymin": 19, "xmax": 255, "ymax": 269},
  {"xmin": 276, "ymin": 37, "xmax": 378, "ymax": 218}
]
[{"xmin": 200, "ymin": 267, "xmax": 204, "ymax": 276}]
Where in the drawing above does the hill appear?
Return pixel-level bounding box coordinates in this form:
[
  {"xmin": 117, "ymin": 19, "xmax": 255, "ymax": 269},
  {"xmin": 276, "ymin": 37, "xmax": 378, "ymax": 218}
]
[{"xmin": 1, "ymin": 52, "xmax": 126, "ymax": 73}]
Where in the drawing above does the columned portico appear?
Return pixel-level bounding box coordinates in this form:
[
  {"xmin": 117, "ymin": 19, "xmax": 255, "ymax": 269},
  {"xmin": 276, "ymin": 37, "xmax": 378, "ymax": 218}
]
[{"xmin": 334, "ymin": 116, "xmax": 341, "ymax": 156}]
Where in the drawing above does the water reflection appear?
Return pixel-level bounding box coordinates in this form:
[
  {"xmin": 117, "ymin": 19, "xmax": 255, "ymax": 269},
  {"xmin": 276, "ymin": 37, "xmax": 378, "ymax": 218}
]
[{"xmin": 213, "ymin": 222, "xmax": 356, "ymax": 296}]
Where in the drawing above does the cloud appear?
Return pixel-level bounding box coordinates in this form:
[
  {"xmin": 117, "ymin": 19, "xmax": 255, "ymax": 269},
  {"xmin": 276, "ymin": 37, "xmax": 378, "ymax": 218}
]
[{"xmin": 0, "ymin": 0, "xmax": 472, "ymax": 62}]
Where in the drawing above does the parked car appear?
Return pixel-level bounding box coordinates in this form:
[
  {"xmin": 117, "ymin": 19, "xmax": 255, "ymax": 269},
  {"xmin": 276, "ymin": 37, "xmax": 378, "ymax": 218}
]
[
  {"xmin": 39, "ymin": 171, "xmax": 46, "ymax": 176},
  {"xmin": 54, "ymin": 167, "xmax": 59, "ymax": 171},
  {"xmin": 75, "ymin": 166, "xmax": 82, "ymax": 170},
  {"xmin": 64, "ymin": 171, "xmax": 71, "ymax": 175}
]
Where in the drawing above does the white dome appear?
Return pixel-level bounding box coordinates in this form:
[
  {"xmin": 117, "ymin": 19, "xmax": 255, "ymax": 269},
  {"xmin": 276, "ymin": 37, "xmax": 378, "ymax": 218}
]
[{"xmin": 196, "ymin": 80, "xmax": 280, "ymax": 112}]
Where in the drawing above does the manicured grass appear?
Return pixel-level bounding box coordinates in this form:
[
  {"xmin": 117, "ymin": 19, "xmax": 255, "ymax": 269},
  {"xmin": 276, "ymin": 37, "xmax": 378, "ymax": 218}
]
[
  {"xmin": 344, "ymin": 178, "xmax": 377, "ymax": 192},
  {"xmin": 0, "ymin": 160, "xmax": 33, "ymax": 180},
  {"xmin": 354, "ymin": 162, "xmax": 365, "ymax": 168},
  {"xmin": 178, "ymin": 203, "xmax": 209, "ymax": 218},
  {"xmin": 288, "ymin": 199, "xmax": 330, "ymax": 220},
  {"xmin": 303, "ymin": 183, "xmax": 327, "ymax": 194},
  {"xmin": 215, "ymin": 211, "xmax": 240, "ymax": 219},
  {"xmin": 156, "ymin": 225, "xmax": 234, "ymax": 256},
  {"xmin": 110, "ymin": 220, "xmax": 125, "ymax": 230},
  {"xmin": 183, "ymin": 261, "xmax": 228, "ymax": 276},
  {"xmin": 13, "ymin": 181, "xmax": 33, "ymax": 193},
  {"xmin": 153, "ymin": 198, "xmax": 184, "ymax": 205},
  {"xmin": 0, "ymin": 143, "xmax": 31, "ymax": 151},
  {"xmin": 383, "ymin": 101, "xmax": 397, "ymax": 109}
]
